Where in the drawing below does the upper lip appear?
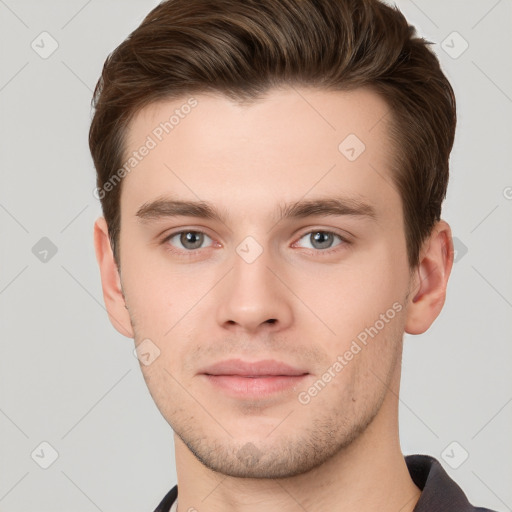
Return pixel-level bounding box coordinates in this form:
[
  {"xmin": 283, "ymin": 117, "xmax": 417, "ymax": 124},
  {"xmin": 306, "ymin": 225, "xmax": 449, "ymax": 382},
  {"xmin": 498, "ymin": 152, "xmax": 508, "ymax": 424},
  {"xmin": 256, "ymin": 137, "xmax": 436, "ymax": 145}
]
[{"xmin": 199, "ymin": 358, "xmax": 308, "ymax": 377}]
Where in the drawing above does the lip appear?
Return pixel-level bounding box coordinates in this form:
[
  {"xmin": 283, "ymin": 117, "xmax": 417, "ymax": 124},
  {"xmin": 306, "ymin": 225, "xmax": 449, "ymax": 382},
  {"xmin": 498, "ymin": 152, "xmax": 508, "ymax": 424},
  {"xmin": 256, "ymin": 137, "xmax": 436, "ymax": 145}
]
[
  {"xmin": 199, "ymin": 358, "xmax": 309, "ymax": 398},
  {"xmin": 199, "ymin": 358, "xmax": 308, "ymax": 377}
]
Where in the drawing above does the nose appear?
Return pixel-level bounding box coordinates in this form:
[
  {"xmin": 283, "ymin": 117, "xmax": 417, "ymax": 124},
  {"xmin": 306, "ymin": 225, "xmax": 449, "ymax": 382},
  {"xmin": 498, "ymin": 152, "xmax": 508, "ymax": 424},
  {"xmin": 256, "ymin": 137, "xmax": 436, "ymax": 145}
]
[{"xmin": 216, "ymin": 243, "xmax": 294, "ymax": 334}]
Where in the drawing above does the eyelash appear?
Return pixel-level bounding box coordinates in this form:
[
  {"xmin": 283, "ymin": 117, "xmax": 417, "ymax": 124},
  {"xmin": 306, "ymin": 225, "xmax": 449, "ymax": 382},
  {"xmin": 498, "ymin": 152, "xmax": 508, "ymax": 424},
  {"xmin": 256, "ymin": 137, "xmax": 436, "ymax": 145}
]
[
  {"xmin": 161, "ymin": 229, "xmax": 350, "ymax": 257},
  {"xmin": 291, "ymin": 231, "xmax": 349, "ymax": 254}
]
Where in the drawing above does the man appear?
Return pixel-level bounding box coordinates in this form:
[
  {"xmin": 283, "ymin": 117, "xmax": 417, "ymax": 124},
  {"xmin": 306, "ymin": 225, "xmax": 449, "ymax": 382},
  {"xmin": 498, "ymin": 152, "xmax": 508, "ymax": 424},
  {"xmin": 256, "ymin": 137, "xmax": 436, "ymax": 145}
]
[{"xmin": 89, "ymin": 0, "xmax": 498, "ymax": 510}]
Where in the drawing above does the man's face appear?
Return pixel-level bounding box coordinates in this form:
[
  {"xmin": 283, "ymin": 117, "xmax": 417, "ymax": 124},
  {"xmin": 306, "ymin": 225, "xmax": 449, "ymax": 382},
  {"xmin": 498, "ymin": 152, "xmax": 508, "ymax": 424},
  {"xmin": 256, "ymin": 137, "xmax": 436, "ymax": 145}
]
[{"xmin": 117, "ymin": 87, "xmax": 414, "ymax": 477}]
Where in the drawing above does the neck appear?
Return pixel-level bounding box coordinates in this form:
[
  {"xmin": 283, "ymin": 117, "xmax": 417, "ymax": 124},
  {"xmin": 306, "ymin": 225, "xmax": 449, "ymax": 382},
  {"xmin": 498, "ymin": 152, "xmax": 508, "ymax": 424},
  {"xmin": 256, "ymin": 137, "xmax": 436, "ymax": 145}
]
[{"xmin": 172, "ymin": 382, "xmax": 421, "ymax": 512}]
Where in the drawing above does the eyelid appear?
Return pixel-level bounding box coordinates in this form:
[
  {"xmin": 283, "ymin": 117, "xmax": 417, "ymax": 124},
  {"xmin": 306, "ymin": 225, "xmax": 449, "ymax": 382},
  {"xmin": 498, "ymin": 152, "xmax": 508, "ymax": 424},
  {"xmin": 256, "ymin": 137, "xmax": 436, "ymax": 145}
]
[
  {"xmin": 160, "ymin": 227, "xmax": 352, "ymax": 255},
  {"xmin": 291, "ymin": 229, "xmax": 350, "ymax": 251},
  {"xmin": 293, "ymin": 224, "xmax": 353, "ymax": 241},
  {"xmin": 160, "ymin": 225, "xmax": 215, "ymax": 241},
  {"xmin": 161, "ymin": 228, "xmax": 219, "ymax": 252}
]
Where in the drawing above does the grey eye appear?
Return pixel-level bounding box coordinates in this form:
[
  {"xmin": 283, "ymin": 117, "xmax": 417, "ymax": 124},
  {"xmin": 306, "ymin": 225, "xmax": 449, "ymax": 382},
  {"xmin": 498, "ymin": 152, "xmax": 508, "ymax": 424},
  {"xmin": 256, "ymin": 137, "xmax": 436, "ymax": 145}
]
[
  {"xmin": 297, "ymin": 231, "xmax": 343, "ymax": 250},
  {"xmin": 168, "ymin": 231, "xmax": 212, "ymax": 250}
]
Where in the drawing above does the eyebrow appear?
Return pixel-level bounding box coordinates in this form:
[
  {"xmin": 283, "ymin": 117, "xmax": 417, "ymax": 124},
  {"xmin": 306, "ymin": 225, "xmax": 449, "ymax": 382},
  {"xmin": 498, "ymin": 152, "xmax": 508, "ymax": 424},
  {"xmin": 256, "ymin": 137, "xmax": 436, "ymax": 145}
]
[{"xmin": 135, "ymin": 196, "xmax": 377, "ymax": 224}]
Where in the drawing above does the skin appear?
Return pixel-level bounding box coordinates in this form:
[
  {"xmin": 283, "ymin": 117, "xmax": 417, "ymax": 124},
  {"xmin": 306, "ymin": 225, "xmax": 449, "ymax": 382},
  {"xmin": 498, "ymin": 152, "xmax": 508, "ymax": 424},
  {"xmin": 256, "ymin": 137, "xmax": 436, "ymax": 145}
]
[{"xmin": 94, "ymin": 87, "xmax": 453, "ymax": 512}]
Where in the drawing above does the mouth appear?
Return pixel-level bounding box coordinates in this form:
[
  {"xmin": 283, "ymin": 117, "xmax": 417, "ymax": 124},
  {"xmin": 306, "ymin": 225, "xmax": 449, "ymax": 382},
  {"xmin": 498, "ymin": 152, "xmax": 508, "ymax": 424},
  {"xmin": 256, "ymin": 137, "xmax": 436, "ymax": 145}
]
[{"xmin": 199, "ymin": 358, "xmax": 309, "ymax": 398}]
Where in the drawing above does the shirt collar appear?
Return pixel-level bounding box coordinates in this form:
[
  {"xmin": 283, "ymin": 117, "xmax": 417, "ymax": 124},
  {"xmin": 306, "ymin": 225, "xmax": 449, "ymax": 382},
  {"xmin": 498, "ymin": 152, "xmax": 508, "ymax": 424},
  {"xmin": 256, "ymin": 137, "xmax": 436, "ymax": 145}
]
[
  {"xmin": 154, "ymin": 454, "xmax": 491, "ymax": 512},
  {"xmin": 405, "ymin": 454, "xmax": 480, "ymax": 511}
]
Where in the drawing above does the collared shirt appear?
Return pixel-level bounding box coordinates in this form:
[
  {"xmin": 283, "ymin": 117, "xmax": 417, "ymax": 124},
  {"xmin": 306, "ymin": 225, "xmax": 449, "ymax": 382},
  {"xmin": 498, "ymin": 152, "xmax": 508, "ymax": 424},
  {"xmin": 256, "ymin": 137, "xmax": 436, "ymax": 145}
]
[{"xmin": 153, "ymin": 454, "xmax": 498, "ymax": 512}]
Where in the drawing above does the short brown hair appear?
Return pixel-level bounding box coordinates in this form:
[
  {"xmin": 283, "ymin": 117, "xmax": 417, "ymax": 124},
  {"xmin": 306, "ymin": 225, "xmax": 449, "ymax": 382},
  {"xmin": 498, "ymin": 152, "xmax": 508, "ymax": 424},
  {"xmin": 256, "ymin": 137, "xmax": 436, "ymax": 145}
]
[{"xmin": 89, "ymin": 0, "xmax": 456, "ymax": 269}]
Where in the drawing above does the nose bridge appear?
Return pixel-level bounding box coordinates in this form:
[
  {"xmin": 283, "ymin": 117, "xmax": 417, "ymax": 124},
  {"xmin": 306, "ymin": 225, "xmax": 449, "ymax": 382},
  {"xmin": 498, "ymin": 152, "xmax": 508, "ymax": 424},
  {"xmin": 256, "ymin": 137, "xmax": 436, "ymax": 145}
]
[
  {"xmin": 216, "ymin": 235, "xmax": 293, "ymax": 331},
  {"xmin": 233, "ymin": 238, "xmax": 272, "ymax": 295}
]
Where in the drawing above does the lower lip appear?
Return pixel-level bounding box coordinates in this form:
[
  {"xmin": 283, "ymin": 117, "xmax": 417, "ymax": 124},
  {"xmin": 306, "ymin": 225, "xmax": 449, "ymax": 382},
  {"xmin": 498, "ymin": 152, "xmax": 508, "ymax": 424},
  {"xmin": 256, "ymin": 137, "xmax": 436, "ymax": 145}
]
[{"xmin": 203, "ymin": 374, "xmax": 308, "ymax": 398}]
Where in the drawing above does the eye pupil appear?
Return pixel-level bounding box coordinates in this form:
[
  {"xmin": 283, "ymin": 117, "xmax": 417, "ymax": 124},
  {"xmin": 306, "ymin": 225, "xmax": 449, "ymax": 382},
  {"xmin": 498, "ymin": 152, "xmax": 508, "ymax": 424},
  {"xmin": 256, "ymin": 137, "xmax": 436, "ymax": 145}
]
[
  {"xmin": 181, "ymin": 231, "xmax": 204, "ymax": 249},
  {"xmin": 311, "ymin": 231, "xmax": 333, "ymax": 249}
]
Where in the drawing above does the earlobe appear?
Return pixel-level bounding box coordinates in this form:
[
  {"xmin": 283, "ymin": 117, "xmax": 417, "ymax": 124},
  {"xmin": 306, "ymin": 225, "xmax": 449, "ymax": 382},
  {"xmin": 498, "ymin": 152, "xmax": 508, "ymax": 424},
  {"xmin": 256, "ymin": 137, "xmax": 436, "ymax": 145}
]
[
  {"xmin": 405, "ymin": 220, "xmax": 454, "ymax": 335},
  {"xmin": 93, "ymin": 217, "xmax": 134, "ymax": 338}
]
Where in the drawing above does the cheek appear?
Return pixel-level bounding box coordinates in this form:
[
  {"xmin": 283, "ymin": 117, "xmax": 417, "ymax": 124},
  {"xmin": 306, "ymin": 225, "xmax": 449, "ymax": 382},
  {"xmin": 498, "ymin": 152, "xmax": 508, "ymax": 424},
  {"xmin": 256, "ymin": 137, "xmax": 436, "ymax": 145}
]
[
  {"xmin": 138, "ymin": 361, "xmax": 184, "ymax": 424},
  {"xmin": 120, "ymin": 248, "xmax": 204, "ymax": 333},
  {"xmin": 292, "ymin": 256, "xmax": 407, "ymax": 341}
]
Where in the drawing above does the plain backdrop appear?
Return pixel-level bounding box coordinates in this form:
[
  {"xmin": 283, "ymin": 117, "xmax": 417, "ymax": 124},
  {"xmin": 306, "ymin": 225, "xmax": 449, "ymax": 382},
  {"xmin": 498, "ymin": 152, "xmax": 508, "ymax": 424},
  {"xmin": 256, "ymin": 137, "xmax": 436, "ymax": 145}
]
[{"xmin": 0, "ymin": 0, "xmax": 511, "ymax": 511}]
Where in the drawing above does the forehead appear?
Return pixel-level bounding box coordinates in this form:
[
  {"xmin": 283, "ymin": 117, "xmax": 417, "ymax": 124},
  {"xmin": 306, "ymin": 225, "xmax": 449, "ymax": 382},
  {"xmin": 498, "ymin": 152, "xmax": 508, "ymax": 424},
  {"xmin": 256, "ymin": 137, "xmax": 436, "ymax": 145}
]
[{"xmin": 122, "ymin": 87, "xmax": 399, "ymax": 220}]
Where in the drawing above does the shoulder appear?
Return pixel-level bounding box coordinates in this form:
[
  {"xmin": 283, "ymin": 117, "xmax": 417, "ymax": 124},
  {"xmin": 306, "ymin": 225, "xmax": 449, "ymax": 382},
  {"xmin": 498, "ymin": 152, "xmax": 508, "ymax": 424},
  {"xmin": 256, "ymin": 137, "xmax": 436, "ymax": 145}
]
[
  {"xmin": 152, "ymin": 485, "xmax": 177, "ymax": 512},
  {"xmin": 152, "ymin": 458, "xmax": 500, "ymax": 512},
  {"xmin": 405, "ymin": 454, "xmax": 499, "ymax": 512}
]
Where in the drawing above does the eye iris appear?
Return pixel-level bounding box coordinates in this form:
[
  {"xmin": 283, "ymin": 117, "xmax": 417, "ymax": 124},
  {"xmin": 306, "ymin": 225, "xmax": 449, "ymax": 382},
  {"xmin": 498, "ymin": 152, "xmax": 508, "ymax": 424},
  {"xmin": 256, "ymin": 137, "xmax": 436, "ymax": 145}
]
[
  {"xmin": 180, "ymin": 231, "xmax": 204, "ymax": 249},
  {"xmin": 311, "ymin": 231, "xmax": 333, "ymax": 249}
]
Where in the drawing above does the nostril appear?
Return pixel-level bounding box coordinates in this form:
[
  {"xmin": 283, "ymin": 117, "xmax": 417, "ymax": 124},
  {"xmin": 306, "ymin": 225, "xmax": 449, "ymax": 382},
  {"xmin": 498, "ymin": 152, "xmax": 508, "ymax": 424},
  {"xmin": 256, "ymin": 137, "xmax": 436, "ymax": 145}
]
[{"xmin": 266, "ymin": 319, "xmax": 277, "ymax": 324}]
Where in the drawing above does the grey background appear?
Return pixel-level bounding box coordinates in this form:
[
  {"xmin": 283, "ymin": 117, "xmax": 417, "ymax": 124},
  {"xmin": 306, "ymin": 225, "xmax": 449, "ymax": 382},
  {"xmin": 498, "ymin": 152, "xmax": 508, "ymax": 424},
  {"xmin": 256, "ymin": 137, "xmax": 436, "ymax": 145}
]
[{"xmin": 0, "ymin": 0, "xmax": 511, "ymax": 510}]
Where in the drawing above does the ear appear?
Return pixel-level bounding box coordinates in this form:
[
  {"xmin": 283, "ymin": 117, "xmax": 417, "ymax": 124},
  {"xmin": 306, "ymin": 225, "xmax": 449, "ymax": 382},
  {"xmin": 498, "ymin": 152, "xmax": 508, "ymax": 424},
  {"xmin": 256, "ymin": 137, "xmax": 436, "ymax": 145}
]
[
  {"xmin": 405, "ymin": 220, "xmax": 454, "ymax": 335},
  {"xmin": 93, "ymin": 217, "xmax": 134, "ymax": 338}
]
